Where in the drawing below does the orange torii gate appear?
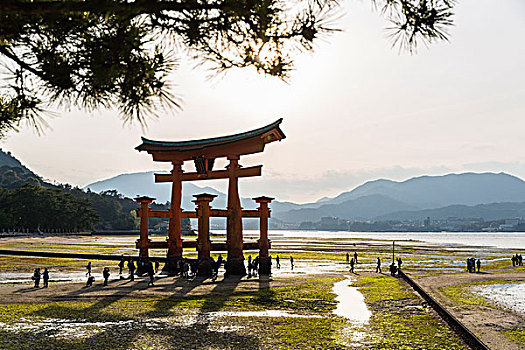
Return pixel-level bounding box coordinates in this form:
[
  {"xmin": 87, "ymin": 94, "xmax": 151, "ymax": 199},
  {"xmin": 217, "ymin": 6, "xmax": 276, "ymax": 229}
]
[{"xmin": 135, "ymin": 119, "xmax": 285, "ymax": 276}]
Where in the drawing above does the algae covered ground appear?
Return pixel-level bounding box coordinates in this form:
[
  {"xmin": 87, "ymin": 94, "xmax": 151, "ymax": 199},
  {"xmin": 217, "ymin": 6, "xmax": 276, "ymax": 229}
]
[{"xmin": 355, "ymin": 276, "xmax": 468, "ymax": 350}]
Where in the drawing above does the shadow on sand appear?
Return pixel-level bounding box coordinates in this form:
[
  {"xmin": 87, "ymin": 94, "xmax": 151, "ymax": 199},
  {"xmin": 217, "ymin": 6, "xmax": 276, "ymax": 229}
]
[{"xmin": 18, "ymin": 272, "xmax": 277, "ymax": 349}]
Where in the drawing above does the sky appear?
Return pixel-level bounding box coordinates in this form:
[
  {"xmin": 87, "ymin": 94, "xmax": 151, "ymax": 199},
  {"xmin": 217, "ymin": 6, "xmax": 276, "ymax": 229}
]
[{"xmin": 1, "ymin": 0, "xmax": 525, "ymax": 203}]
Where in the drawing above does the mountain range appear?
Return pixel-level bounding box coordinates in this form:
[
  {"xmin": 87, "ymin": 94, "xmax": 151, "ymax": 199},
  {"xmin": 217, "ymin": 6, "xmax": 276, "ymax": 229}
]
[
  {"xmin": 85, "ymin": 170, "xmax": 525, "ymax": 224},
  {"xmin": 4, "ymin": 148, "xmax": 525, "ymax": 225}
]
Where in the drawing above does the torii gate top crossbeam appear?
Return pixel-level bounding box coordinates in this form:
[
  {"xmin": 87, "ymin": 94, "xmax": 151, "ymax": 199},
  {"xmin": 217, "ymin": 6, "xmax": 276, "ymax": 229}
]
[{"xmin": 135, "ymin": 119, "xmax": 285, "ymax": 162}]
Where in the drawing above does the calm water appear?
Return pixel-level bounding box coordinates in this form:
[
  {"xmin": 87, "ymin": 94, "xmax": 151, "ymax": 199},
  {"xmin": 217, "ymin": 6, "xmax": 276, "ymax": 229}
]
[
  {"xmin": 253, "ymin": 230, "xmax": 525, "ymax": 250},
  {"xmin": 471, "ymin": 283, "xmax": 525, "ymax": 315},
  {"xmin": 94, "ymin": 230, "xmax": 525, "ymax": 250},
  {"xmin": 333, "ymin": 277, "xmax": 371, "ymax": 323}
]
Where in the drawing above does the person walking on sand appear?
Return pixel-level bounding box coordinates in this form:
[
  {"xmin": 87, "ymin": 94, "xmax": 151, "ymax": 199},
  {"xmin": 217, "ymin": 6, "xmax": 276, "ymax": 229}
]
[
  {"xmin": 86, "ymin": 261, "xmax": 92, "ymax": 276},
  {"xmin": 128, "ymin": 259, "xmax": 135, "ymax": 281},
  {"xmin": 290, "ymin": 256, "xmax": 294, "ymax": 270},
  {"xmin": 276, "ymin": 255, "xmax": 280, "ymax": 269},
  {"xmin": 247, "ymin": 259, "xmax": 253, "ymax": 277},
  {"xmin": 154, "ymin": 259, "xmax": 160, "ymax": 274},
  {"xmin": 350, "ymin": 258, "xmax": 355, "ymax": 273},
  {"xmin": 389, "ymin": 263, "xmax": 397, "ymax": 276},
  {"xmin": 42, "ymin": 268, "xmax": 49, "ymax": 288},
  {"xmin": 354, "ymin": 252, "xmax": 358, "ymax": 264},
  {"xmin": 476, "ymin": 259, "xmax": 481, "ymax": 273},
  {"xmin": 212, "ymin": 259, "xmax": 220, "ymax": 281},
  {"xmin": 32, "ymin": 268, "xmax": 41, "ymax": 288},
  {"xmin": 86, "ymin": 275, "xmax": 95, "ymax": 287},
  {"xmin": 147, "ymin": 261, "xmax": 155, "ymax": 286},
  {"xmin": 118, "ymin": 256, "xmax": 125, "ymax": 275},
  {"xmin": 183, "ymin": 260, "xmax": 189, "ymax": 278},
  {"xmin": 103, "ymin": 267, "xmax": 110, "ymax": 286},
  {"xmin": 376, "ymin": 257, "xmax": 381, "ymax": 273}
]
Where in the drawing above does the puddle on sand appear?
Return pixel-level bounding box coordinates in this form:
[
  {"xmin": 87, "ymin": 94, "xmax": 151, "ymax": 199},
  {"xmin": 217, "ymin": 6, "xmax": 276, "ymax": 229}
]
[
  {"xmin": 0, "ymin": 310, "xmax": 323, "ymax": 339},
  {"xmin": 209, "ymin": 310, "xmax": 322, "ymax": 318},
  {"xmin": 471, "ymin": 282, "xmax": 525, "ymax": 315},
  {"xmin": 0, "ymin": 318, "xmax": 138, "ymax": 339},
  {"xmin": 332, "ymin": 277, "xmax": 371, "ymax": 324},
  {"xmin": 0, "ymin": 272, "xmax": 108, "ymax": 284}
]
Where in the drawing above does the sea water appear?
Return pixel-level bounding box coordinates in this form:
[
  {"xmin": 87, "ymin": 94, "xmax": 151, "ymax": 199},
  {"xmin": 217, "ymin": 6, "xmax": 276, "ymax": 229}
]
[{"xmin": 471, "ymin": 282, "xmax": 525, "ymax": 315}]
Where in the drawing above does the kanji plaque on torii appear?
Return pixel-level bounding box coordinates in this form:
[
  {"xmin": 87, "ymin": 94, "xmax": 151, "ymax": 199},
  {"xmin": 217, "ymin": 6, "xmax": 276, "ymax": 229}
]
[{"xmin": 135, "ymin": 119, "xmax": 285, "ymax": 276}]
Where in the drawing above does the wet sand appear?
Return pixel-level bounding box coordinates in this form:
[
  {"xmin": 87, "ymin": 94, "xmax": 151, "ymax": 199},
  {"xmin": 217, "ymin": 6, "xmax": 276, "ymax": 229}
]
[{"xmin": 415, "ymin": 271, "xmax": 525, "ymax": 350}]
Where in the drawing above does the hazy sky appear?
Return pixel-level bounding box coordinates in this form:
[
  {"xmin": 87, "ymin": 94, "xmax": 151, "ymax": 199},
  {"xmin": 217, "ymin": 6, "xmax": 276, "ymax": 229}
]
[{"xmin": 2, "ymin": 0, "xmax": 525, "ymax": 203}]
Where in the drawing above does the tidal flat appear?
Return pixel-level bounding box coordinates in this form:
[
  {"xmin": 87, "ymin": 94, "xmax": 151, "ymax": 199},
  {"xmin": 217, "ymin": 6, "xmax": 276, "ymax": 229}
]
[{"xmin": 0, "ymin": 232, "xmax": 523, "ymax": 349}]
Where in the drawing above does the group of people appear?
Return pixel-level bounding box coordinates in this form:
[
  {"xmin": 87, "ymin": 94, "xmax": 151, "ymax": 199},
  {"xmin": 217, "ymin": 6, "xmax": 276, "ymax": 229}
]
[
  {"xmin": 177, "ymin": 258, "xmax": 198, "ymax": 279},
  {"xmin": 245, "ymin": 254, "xmax": 292, "ymax": 276},
  {"xmin": 511, "ymin": 254, "xmax": 523, "ymax": 267},
  {"xmin": 246, "ymin": 255, "xmax": 260, "ymax": 277},
  {"xmin": 466, "ymin": 258, "xmax": 481, "ymax": 273},
  {"xmin": 31, "ymin": 267, "xmax": 49, "ymax": 288},
  {"xmin": 212, "ymin": 255, "xmax": 224, "ymax": 280},
  {"xmin": 347, "ymin": 252, "xmax": 358, "ymax": 273},
  {"xmin": 347, "ymin": 252, "xmax": 403, "ymax": 277},
  {"xmin": 82, "ymin": 256, "xmax": 159, "ymax": 287},
  {"xmin": 389, "ymin": 258, "xmax": 402, "ymax": 276}
]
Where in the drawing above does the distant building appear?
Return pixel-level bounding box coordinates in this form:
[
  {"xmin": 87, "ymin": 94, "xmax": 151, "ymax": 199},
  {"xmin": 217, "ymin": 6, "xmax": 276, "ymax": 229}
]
[
  {"xmin": 499, "ymin": 218, "xmax": 522, "ymax": 231},
  {"xmin": 424, "ymin": 217, "xmax": 431, "ymax": 231},
  {"xmin": 319, "ymin": 216, "xmax": 348, "ymax": 230}
]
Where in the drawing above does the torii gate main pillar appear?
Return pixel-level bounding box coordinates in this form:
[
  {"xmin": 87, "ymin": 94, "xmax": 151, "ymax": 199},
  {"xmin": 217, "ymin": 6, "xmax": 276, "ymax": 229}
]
[
  {"xmin": 166, "ymin": 161, "xmax": 183, "ymax": 272},
  {"xmin": 226, "ymin": 156, "xmax": 245, "ymax": 275}
]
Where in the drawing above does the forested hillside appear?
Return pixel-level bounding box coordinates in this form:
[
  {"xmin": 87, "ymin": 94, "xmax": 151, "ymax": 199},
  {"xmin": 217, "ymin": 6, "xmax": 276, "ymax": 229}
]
[
  {"xmin": 0, "ymin": 183, "xmax": 98, "ymax": 232},
  {"xmin": 0, "ymin": 163, "xmax": 142, "ymax": 232}
]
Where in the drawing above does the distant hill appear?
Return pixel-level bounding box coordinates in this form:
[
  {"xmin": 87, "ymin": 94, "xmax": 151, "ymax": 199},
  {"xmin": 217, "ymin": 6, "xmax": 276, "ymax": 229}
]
[
  {"xmin": 85, "ymin": 171, "xmax": 265, "ymax": 210},
  {"xmin": 0, "ymin": 166, "xmax": 45, "ymax": 189},
  {"xmin": 376, "ymin": 202, "xmax": 525, "ymax": 221},
  {"xmin": 0, "ymin": 149, "xmax": 44, "ymax": 189},
  {"xmin": 273, "ymin": 194, "xmax": 418, "ymax": 222},
  {"xmin": 0, "ymin": 151, "xmax": 142, "ymax": 232},
  {"xmin": 273, "ymin": 172, "xmax": 525, "ymax": 223},
  {"xmin": 316, "ymin": 173, "xmax": 525, "ymax": 208},
  {"xmin": 85, "ymin": 171, "xmax": 220, "ymax": 205},
  {"xmin": 0, "ymin": 149, "xmax": 32, "ymax": 173}
]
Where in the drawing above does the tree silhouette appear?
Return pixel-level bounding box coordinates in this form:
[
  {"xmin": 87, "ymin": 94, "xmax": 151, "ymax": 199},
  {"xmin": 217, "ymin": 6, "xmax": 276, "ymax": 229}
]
[{"xmin": 0, "ymin": 0, "xmax": 455, "ymax": 137}]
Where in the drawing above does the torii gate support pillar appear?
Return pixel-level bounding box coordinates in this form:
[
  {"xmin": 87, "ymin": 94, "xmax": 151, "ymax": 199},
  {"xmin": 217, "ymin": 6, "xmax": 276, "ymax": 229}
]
[
  {"xmin": 255, "ymin": 196, "xmax": 273, "ymax": 275},
  {"xmin": 135, "ymin": 196, "xmax": 155, "ymax": 275},
  {"xmin": 194, "ymin": 193, "xmax": 216, "ymax": 276}
]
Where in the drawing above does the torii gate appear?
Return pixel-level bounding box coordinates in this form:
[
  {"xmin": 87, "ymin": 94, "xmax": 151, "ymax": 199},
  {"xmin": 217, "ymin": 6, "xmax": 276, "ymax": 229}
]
[{"xmin": 135, "ymin": 119, "xmax": 285, "ymax": 275}]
